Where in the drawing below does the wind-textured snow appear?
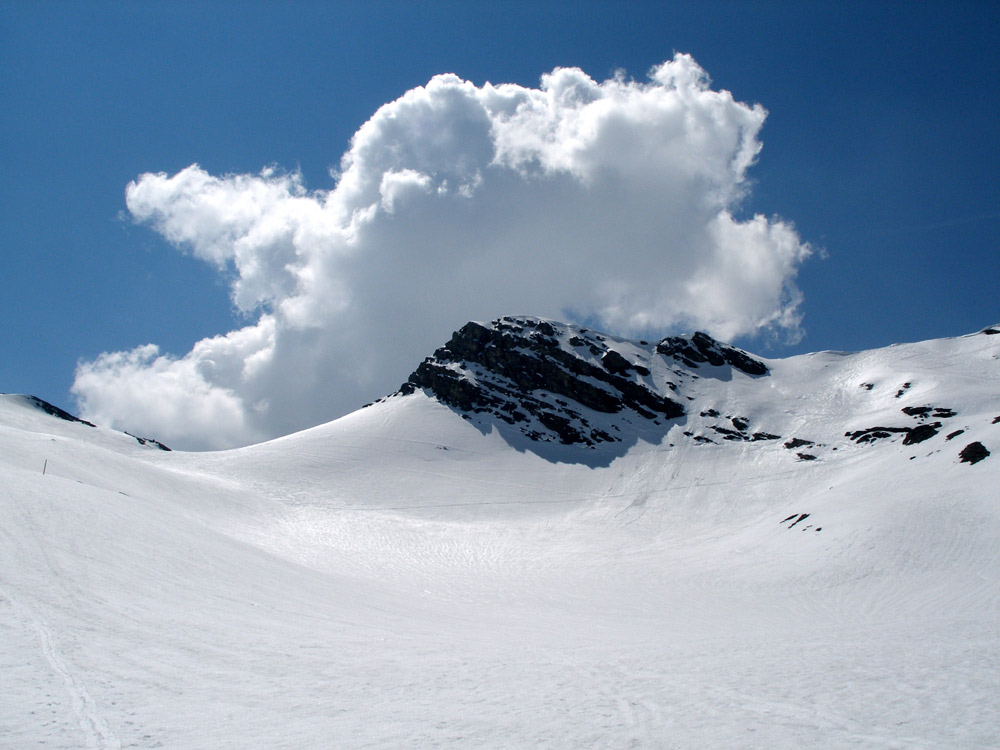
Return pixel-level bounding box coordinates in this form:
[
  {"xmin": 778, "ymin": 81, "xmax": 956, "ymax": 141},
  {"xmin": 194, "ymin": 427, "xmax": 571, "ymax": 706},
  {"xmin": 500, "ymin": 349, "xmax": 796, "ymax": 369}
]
[{"xmin": 1, "ymin": 327, "xmax": 999, "ymax": 749}]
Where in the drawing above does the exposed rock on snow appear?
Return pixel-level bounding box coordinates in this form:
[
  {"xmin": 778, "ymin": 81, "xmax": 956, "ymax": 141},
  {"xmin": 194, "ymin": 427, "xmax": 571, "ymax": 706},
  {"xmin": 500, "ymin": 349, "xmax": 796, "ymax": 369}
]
[
  {"xmin": 901, "ymin": 405, "xmax": 956, "ymax": 420},
  {"xmin": 398, "ymin": 317, "xmax": 780, "ymax": 451},
  {"xmin": 400, "ymin": 317, "xmax": 686, "ymax": 447},
  {"xmin": 959, "ymin": 441, "xmax": 990, "ymax": 465},
  {"xmin": 784, "ymin": 437, "xmax": 815, "ymax": 450},
  {"xmin": 124, "ymin": 431, "xmax": 172, "ymax": 451},
  {"xmin": 846, "ymin": 426, "xmax": 912, "ymax": 444},
  {"xmin": 396, "ymin": 318, "xmax": 1000, "ymax": 469},
  {"xmin": 655, "ymin": 331, "xmax": 768, "ymax": 375},
  {"xmin": 902, "ymin": 422, "xmax": 941, "ymax": 445}
]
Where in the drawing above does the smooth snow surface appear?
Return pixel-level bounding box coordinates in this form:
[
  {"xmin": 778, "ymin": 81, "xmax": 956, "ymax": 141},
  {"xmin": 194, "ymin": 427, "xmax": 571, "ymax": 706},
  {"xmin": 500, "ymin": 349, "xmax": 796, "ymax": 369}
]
[{"xmin": 2, "ymin": 330, "xmax": 999, "ymax": 748}]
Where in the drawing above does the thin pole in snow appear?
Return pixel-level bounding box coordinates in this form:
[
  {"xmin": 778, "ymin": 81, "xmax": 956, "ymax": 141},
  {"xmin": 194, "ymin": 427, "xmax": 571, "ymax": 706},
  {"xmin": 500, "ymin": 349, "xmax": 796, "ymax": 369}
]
[{"xmin": 42, "ymin": 459, "xmax": 47, "ymax": 475}]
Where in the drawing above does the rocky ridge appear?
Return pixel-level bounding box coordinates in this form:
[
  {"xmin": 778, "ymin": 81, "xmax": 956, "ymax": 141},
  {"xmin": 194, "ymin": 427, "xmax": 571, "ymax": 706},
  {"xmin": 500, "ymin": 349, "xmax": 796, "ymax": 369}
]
[
  {"xmin": 396, "ymin": 316, "xmax": 767, "ymax": 447},
  {"xmin": 391, "ymin": 317, "xmax": 996, "ymax": 468}
]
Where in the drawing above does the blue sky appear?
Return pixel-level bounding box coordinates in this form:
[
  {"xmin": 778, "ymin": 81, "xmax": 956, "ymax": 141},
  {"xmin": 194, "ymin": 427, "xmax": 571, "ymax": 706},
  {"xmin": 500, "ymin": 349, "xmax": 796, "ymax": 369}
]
[{"xmin": 2, "ymin": 1, "xmax": 998, "ymax": 448}]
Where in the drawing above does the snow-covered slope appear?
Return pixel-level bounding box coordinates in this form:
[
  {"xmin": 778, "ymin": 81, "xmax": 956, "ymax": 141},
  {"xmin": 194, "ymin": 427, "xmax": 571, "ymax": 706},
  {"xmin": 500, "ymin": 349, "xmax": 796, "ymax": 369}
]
[{"xmin": 2, "ymin": 323, "xmax": 998, "ymax": 749}]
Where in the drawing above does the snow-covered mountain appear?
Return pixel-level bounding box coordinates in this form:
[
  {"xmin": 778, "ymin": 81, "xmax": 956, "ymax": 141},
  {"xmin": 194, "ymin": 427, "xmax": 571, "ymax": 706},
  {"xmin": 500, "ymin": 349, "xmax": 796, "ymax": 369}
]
[{"xmin": 2, "ymin": 321, "xmax": 998, "ymax": 748}]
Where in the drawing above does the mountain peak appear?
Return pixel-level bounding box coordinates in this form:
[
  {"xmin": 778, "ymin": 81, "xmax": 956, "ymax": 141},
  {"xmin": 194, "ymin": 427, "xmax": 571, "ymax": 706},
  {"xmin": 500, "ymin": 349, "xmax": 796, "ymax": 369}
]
[{"xmin": 396, "ymin": 317, "xmax": 767, "ymax": 449}]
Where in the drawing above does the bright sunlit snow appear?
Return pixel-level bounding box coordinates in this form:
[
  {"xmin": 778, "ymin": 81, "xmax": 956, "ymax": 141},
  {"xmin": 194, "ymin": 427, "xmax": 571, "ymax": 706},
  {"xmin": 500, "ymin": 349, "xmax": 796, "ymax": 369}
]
[{"xmin": 2, "ymin": 327, "xmax": 998, "ymax": 748}]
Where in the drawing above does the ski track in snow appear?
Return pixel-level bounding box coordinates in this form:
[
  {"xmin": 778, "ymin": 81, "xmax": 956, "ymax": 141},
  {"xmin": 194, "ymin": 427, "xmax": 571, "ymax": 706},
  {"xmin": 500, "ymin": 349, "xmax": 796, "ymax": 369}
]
[{"xmin": 1, "ymin": 586, "xmax": 121, "ymax": 749}]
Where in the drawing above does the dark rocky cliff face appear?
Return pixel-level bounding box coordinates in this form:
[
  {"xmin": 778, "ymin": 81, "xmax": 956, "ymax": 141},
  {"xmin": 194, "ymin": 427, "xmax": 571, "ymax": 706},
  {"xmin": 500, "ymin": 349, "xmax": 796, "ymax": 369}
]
[{"xmin": 397, "ymin": 316, "xmax": 767, "ymax": 447}]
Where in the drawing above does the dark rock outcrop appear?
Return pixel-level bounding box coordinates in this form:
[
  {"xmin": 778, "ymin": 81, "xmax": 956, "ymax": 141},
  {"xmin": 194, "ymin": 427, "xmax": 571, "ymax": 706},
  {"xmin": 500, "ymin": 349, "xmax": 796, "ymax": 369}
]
[
  {"xmin": 959, "ymin": 441, "xmax": 990, "ymax": 465},
  {"xmin": 902, "ymin": 422, "xmax": 941, "ymax": 445},
  {"xmin": 902, "ymin": 405, "xmax": 956, "ymax": 420},
  {"xmin": 402, "ymin": 318, "xmax": 684, "ymax": 446},
  {"xmin": 656, "ymin": 331, "xmax": 768, "ymax": 376},
  {"xmin": 784, "ymin": 437, "xmax": 814, "ymax": 450},
  {"xmin": 846, "ymin": 426, "xmax": 911, "ymax": 444},
  {"xmin": 847, "ymin": 419, "xmax": 943, "ymax": 446}
]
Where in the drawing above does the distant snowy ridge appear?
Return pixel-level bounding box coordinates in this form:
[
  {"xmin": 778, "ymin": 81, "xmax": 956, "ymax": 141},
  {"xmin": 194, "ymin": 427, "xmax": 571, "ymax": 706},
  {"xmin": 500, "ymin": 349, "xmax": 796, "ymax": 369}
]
[{"xmin": 0, "ymin": 393, "xmax": 170, "ymax": 451}]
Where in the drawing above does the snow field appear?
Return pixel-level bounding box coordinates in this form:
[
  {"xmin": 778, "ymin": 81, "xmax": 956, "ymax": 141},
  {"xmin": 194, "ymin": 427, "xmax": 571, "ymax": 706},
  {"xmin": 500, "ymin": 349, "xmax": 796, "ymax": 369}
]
[{"xmin": 1, "ymin": 328, "xmax": 998, "ymax": 748}]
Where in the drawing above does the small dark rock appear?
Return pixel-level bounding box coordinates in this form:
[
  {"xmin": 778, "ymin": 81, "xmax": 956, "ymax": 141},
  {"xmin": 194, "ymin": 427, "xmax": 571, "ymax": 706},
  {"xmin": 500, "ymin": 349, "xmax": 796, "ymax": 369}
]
[
  {"xmin": 784, "ymin": 437, "xmax": 815, "ymax": 450},
  {"xmin": 751, "ymin": 432, "xmax": 781, "ymax": 442},
  {"xmin": 902, "ymin": 423, "xmax": 940, "ymax": 445},
  {"xmin": 786, "ymin": 513, "xmax": 810, "ymax": 528},
  {"xmin": 731, "ymin": 417, "xmax": 749, "ymax": 432},
  {"xmin": 847, "ymin": 426, "xmax": 910, "ymax": 444},
  {"xmin": 860, "ymin": 382, "xmax": 874, "ymax": 391},
  {"xmin": 959, "ymin": 441, "xmax": 990, "ymax": 465},
  {"xmin": 711, "ymin": 426, "xmax": 745, "ymax": 440},
  {"xmin": 945, "ymin": 429, "xmax": 965, "ymax": 441},
  {"xmin": 797, "ymin": 453, "xmax": 817, "ymax": 461},
  {"xmin": 982, "ymin": 328, "xmax": 999, "ymax": 335}
]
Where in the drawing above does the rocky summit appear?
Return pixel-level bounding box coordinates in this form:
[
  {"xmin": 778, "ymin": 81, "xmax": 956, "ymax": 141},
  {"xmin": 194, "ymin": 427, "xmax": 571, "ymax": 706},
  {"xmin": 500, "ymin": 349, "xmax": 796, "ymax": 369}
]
[
  {"xmin": 396, "ymin": 316, "xmax": 767, "ymax": 447},
  {"xmin": 391, "ymin": 318, "xmax": 998, "ymax": 471}
]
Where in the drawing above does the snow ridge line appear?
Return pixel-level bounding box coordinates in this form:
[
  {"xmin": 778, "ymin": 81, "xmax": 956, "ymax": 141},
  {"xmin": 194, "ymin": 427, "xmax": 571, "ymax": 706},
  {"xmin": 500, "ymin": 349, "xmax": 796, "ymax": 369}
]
[{"xmin": 0, "ymin": 586, "xmax": 121, "ymax": 749}]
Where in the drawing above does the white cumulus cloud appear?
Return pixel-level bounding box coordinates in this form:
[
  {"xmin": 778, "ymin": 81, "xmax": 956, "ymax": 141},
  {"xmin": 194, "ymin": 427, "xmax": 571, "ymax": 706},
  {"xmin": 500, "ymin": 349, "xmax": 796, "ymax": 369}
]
[{"xmin": 73, "ymin": 53, "xmax": 813, "ymax": 449}]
